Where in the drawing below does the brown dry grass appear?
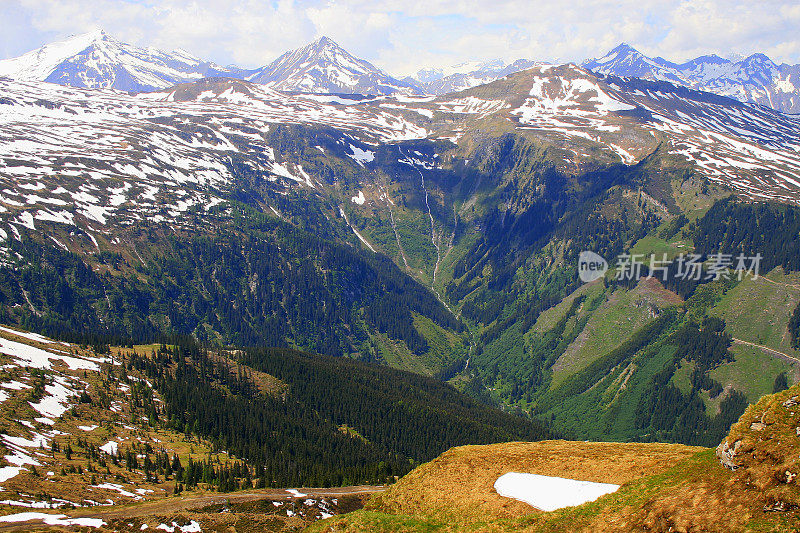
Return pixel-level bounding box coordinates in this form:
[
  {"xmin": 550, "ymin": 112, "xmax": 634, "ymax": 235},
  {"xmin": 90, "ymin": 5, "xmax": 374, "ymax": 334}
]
[
  {"xmin": 318, "ymin": 387, "xmax": 800, "ymax": 533},
  {"xmin": 367, "ymin": 440, "xmax": 702, "ymax": 521}
]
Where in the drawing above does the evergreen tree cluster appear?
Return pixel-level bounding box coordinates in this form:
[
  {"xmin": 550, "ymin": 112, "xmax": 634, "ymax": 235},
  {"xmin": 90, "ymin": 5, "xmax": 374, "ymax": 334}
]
[
  {"xmin": 634, "ymin": 318, "xmax": 747, "ymax": 446},
  {"xmin": 693, "ymin": 198, "xmax": 800, "ymax": 273},
  {"xmin": 789, "ymin": 301, "xmax": 800, "ymax": 350}
]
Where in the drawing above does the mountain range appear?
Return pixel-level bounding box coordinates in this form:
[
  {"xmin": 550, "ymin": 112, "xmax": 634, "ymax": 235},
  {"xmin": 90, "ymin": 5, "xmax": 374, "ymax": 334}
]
[
  {"xmin": 1, "ymin": 32, "xmax": 799, "ymax": 114},
  {"xmin": 407, "ymin": 58, "xmax": 543, "ymax": 94},
  {"xmin": 0, "ymin": 31, "xmax": 418, "ymax": 96},
  {"xmin": 584, "ymin": 43, "xmax": 800, "ymax": 114},
  {"xmin": 0, "ymin": 20, "xmax": 800, "ymax": 514},
  {"xmin": 1, "ymin": 53, "xmax": 799, "ymax": 403}
]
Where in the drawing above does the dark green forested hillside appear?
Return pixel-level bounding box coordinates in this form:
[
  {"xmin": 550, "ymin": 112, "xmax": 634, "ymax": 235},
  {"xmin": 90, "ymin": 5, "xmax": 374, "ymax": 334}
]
[
  {"xmin": 0, "ymin": 204, "xmax": 461, "ymax": 363},
  {"xmin": 125, "ymin": 341, "xmax": 551, "ymax": 488},
  {"xmin": 461, "ymin": 195, "xmax": 800, "ymax": 445}
]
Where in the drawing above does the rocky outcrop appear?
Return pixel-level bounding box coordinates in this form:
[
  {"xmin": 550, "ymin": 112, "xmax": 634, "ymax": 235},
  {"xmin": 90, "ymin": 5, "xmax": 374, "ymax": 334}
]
[{"xmin": 716, "ymin": 387, "xmax": 800, "ymax": 511}]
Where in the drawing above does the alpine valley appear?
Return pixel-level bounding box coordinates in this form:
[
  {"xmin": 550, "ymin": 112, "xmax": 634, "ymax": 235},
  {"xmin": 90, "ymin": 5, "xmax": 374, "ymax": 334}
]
[{"xmin": 0, "ymin": 31, "xmax": 799, "ymax": 532}]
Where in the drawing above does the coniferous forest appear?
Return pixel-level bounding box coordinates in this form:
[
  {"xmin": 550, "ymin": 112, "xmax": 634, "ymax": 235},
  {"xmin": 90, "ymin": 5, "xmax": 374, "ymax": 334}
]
[{"xmin": 121, "ymin": 341, "xmax": 551, "ymax": 489}]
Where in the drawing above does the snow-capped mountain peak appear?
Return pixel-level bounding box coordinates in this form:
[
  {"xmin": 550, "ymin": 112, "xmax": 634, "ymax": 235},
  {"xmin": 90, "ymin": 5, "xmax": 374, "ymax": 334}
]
[
  {"xmin": 584, "ymin": 43, "xmax": 800, "ymax": 113},
  {"xmin": 0, "ymin": 30, "xmax": 251, "ymax": 92},
  {"xmin": 583, "ymin": 43, "xmax": 683, "ymax": 84},
  {"xmin": 248, "ymin": 36, "xmax": 422, "ymax": 96},
  {"xmin": 0, "ymin": 30, "xmax": 108, "ymax": 81}
]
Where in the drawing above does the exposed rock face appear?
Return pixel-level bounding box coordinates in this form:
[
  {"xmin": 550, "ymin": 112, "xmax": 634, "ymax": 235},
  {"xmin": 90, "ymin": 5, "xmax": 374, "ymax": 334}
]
[{"xmin": 715, "ymin": 438, "xmax": 742, "ymax": 470}]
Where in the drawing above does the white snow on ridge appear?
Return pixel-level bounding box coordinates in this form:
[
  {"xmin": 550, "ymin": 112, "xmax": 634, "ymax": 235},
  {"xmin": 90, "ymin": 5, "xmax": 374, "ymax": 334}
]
[{"xmin": 494, "ymin": 472, "xmax": 619, "ymax": 512}]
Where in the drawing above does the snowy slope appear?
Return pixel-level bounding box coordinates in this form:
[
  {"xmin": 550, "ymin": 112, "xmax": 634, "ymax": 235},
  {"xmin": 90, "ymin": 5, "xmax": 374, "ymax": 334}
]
[
  {"xmin": 0, "ymin": 76, "xmax": 426, "ymax": 247},
  {"xmin": 505, "ymin": 65, "xmax": 800, "ymax": 203},
  {"xmin": 412, "ymin": 59, "xmax": 543, "ymax": 95},
  {"xmin": 0, "ymin": 30, "xmax": 252, "ymax": 93},
  {"xmin": 248, "ymin": 36, "xmax": 421, "ymax": 96},
  {"xmin": 395, "ymin": 63, "xmax": 800, "ymax": 203},
  {"xmin": 0, "ymin": 63, "xmax": 799, "ymax": 257},
  {"xmin": 584, "ymin": 44, "xmax": 800, "ymax": 114}
]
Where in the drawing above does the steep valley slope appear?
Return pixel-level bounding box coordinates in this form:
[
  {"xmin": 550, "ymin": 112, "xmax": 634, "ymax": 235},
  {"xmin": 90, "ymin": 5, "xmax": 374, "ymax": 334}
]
[{"xmin": 1, "ymin": 63, "xmax": 800, "ymax": 454}]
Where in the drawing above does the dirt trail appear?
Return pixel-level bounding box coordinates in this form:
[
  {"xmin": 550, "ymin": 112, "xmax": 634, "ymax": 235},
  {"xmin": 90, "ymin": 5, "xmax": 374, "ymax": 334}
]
[
  {"xmin": 732, "ymin": 337, "xmax": 800, "ymax": 364},
  {"xmin": 754, "ymin": 275, "xmax": 800, "ymax": 291},
  {"xmin": 0, "ymin": 485, "xmax": 386, "ymax": 530}
]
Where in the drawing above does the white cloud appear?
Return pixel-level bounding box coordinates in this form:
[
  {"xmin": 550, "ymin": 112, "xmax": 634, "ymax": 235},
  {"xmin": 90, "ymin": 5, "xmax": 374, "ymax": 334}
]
[{"xmin": 1, "ymin": 0, "xmax": 799, "ymax": 77}]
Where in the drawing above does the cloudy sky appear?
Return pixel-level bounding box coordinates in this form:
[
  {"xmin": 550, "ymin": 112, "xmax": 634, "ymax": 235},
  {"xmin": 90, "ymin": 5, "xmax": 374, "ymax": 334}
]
[{"xmin": 1, "ymin": 0, "xmax": 799, "ymax": 77}]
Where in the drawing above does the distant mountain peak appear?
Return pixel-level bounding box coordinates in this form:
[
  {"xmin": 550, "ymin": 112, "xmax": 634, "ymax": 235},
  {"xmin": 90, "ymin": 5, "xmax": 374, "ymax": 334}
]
[
  {"xmin": 584, "ymin": 45, "xmax": 800, "ymax": 114},
  {"xmin": 604, "ymin": 43, "xmax": 643, "ymax": 58},
  {"xmin": 247, "ymin": 37, "xmax": 421, "ymax": 96},
  {"xmin": 0, "ymin": 30, "xmax": 251, "ymax": 92},
  {"xmin": 312, "ymin": 35, "xmax": 337, "ymax": 46},
  {"xmin": 613, "ymin": 42, "xmax": 637, "ymax": 52}
]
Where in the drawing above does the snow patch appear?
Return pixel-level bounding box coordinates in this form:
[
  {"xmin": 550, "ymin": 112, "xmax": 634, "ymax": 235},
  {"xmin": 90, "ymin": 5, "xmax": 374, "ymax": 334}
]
[
  {"xmin": 351, "ymin": 190, "xmax": 366, "ymax": 205},
  {"xmin": 347, "ymin": 145, "xmax": 375, "ymax": 166},
  {"xmin": 494, "ymin": 472, "xmax": 619, "ymax": 512},
  {"xmin": 0, "ymin": 512, "xmax": 104, "ymax": 528}
]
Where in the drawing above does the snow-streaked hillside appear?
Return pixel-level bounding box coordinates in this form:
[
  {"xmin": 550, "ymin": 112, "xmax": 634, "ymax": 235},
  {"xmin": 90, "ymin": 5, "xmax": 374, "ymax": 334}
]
[
  {"xmin": 0, "ymin": 30, "xmax": 252, "ymax": 93},
  {"xmin": 0, "ymin": 76, "xmax": 428, "ymax": 243},
  {"xmin": 1, "ymin": 64, "xmax": 799, "ymax": 258},
  {"xmin": 0, "ymin": 325, "xmax": 164, "ymax": 514},
  {"xmin": 502, "ymin": 65, "xmax": 800, "ymax": 203}
]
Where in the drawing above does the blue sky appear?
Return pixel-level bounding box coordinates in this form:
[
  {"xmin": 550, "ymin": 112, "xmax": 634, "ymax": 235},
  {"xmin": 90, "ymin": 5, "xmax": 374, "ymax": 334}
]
[{"xmin": 2, "ymin": 0, "xmax": 799, "ymax": 76}]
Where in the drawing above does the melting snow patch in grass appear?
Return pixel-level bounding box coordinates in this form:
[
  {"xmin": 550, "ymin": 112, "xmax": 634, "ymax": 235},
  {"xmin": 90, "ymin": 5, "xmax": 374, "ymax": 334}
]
[
  {"xmin": 92, "ymin": 482, "xmax": 140, "ymax": 499},
  {"xmin": 0, "ymin": 512, "xmax": 104, "ymax": 528},
  {"xmin": 0, "ymin": 497, "xmax": 80, "ymax": 508},
  {"xmin": 0, "ymin": 336, "xmax": 100, "ymax": 371},
  {"xmin": 0, "ymin": 326, "xmax": 54, "ymax": 344},
  {"xmin": 286, "ymin": 488, "xmax": 307, "ymax": 498},
  {"xmin": 0, "ymin": 466, "xmax": 25, "ymax": 482},
  {"xmin": 99, "ymin": 441, "xmax": 118, "ymax": 455},
  {"xmin": 347, "ymin": 144, "xmax": 375, "ymax": 166},
  {"xmin": 28, "ymin": 377, "xmax": 76, "ymax": 420},
  {"xmin": 494, "ymin": 472, "xmax": 619, "ymax": 512},
  {"xmin": 351, "ymin": 190, "xmax": 366, "ymax": 205},
  {"xmin": 2, "ymin": 380, "xmax": 31, "ymax": 390}
]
